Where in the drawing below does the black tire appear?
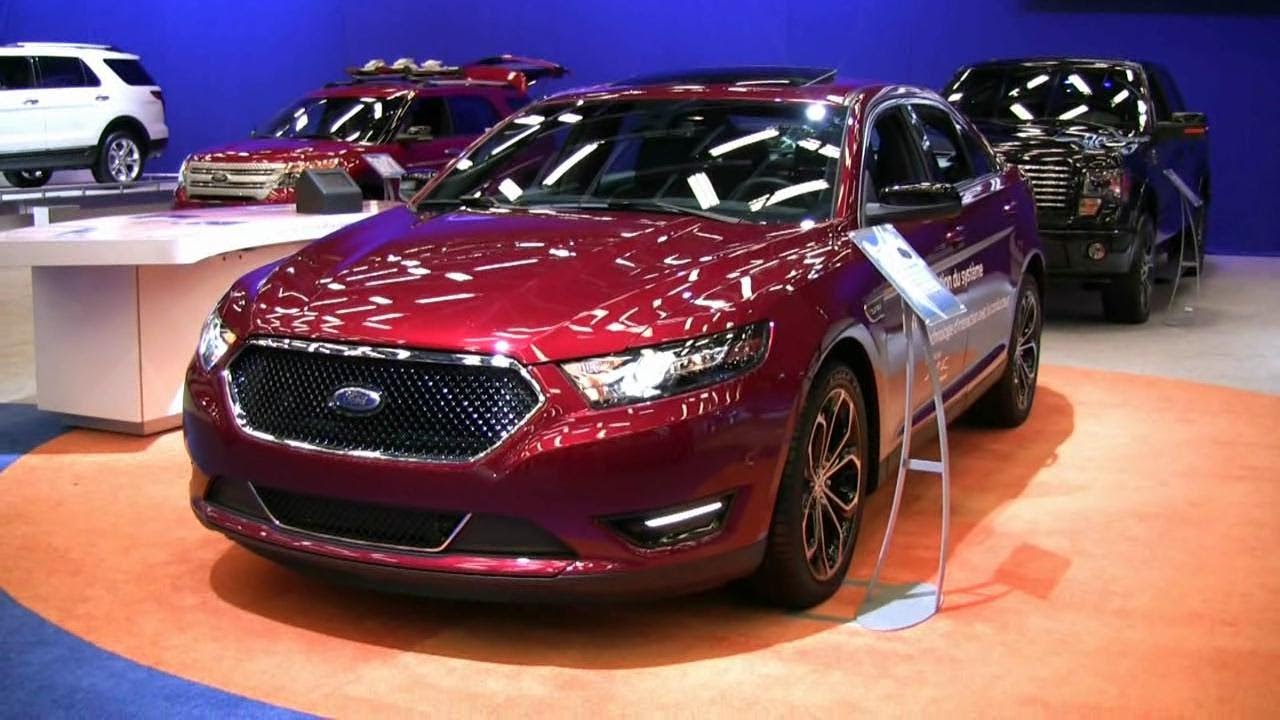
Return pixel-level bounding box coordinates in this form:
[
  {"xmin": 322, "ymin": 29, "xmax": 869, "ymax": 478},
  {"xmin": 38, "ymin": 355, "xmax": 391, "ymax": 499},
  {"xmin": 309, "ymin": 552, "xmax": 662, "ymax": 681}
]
[
  {"xmin": 3, "ymin": 169, "xmax": 51, "ymax": 188},
  {"xmin": 1102, "ymin": 214, "xmax": 1155, "ymax": 324},
  {"xmin": 749, "ymin": 363, "xmax": 869, "ymax": 609},
  {"xmin": 969, "ymin": 275, "xmax": 1042, "ymax": 428},
  {"xmin": 92, "ymin": 129, "xmax": 145, "ymax": 184}
]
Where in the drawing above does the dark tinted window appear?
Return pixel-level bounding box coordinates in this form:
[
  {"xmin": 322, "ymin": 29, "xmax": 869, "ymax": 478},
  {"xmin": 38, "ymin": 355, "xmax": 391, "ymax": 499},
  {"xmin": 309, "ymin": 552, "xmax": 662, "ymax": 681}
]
[
  {"xmin": 958, "ymin": 123, "xmax": 995, "ymax": 176},
  {"xmin": 863, "ymin": 107, "xmax": 927, "ymax": 205},
  {"xmin": 256, "ymin": 95, "xmax": 405, "ymax": 142},
  {"xmin": 447, "ymin": 96, "xmax": 500, "ymax": 135},
  {"xmin": 946, "ymin": 64, "xmax": 1150, "ymax": 132},
  {"xmin": 36, "ymin": 56, "xmax": 98, "ymax": 88},
  {"xmin": 104, "ymin": 58, "xmax": 156, "ymax": 86},
  {"xmin": 401, "ymin": 97, "xmax": 449, "ymax": 138},
  {"xmin": 911, "ymin": 104, "xmax": 973, "ymax": 184},
  {"xmin": 0, "ymin": 56, "xmax": 34, "ymax": 89}
]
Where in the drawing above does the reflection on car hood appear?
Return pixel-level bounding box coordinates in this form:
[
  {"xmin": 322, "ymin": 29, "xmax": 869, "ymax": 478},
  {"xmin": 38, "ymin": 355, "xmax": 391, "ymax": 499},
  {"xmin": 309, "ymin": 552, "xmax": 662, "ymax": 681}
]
[
  {"xmin": 976, "ymin": 120, "xmax": 1143, "ymax": 162},
  {"xmin": 188, "ymin": 138, "xmax": 365, "ymax": 164},
  {"xmin": 233, "ymin": 206, "xmax": 828, "ymax": 363}
]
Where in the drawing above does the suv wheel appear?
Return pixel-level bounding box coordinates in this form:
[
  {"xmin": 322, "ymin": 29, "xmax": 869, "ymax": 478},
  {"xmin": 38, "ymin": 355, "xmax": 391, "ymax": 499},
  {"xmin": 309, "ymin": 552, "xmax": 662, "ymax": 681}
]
[
  {"xmin": 969, "ymin": 275, "xmax": 1042, "ymax": 427},
  {"xmin": 1102, "ymin": 214, "xmax": 1155, "ymax": 324},
  {"xmin": 750, "ymin": 363, "xmax": 869, "ymax": 609},
  {"xmin": 4, "ymin": 169, "xmax": 51, "ymax": 188},
  {"xmin": 93, "ymin": 130, "xmax": 144, "ymax": 184}
]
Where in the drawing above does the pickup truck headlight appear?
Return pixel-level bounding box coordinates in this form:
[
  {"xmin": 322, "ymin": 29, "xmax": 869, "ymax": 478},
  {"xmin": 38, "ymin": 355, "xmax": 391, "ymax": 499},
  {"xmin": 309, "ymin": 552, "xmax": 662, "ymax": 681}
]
[
  {"xmin": 1083, "ymin": 168, "xmax": 1129, "ymax": 201},
  {"xmin": 196, "ymin": 309, "xmax": 237, "ymax": 371},
  {"xmin": 561, "ymin": 323, "xmax": 771, "ymax": 409}
]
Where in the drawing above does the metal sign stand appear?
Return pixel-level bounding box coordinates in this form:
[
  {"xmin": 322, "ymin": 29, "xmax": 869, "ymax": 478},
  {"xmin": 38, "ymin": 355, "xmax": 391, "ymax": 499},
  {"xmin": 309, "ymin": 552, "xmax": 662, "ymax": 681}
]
[
  {"xmin": 363, "ymin": 153, "xmax": 407, "ymax": 202},
  {"xmin": 1163, "ymin": 168, "xmax": 1204, "ymax": 326},
  {"xmin": 855, "ymin": 301, "xmax": 952, "ymax": 632}
]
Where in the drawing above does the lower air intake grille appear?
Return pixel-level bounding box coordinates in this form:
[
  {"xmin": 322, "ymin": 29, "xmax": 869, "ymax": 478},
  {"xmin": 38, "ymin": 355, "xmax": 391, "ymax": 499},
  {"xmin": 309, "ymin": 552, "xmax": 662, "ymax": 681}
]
[
  {"xmin": 226, "ymin": 340, "xmax": 543, "ymax": 462},
  {"xmin": 255, "ymin": 486, "xmax": 467, "ymax": 551}
]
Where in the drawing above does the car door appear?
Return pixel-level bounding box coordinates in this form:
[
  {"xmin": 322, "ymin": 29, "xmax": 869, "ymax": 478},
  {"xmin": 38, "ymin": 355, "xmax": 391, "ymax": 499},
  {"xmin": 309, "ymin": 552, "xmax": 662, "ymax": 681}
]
[
  {"xmin": 392, "ymin": 94, "xmax": 468, "ymax": 173},
  {"xmin": 33, "ymin": 55, "xmax": 103, "ymax": 152},
  {"xmin": 0, "ymin": 55, "xmax": 45, "ymax": 154},
  {"xmin": 1146, "ymin": 66, "xmax": 1207, "ymax": 223},
  {"xmin": 908, "ymin": 101, "xmax": 1017, "ymax": 376},
  {"xmin": 859, "ymin": 104, "xmax": 968, "ymax": 407}
]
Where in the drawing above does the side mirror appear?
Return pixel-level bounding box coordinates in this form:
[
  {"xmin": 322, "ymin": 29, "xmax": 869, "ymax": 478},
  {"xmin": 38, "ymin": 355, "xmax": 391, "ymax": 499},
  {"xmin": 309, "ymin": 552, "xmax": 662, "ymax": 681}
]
[
  {"xmin": 396, "ymin": 124, "xmax": 433, "ymax": 142},
  {"xmin": 1155, "ymin": 112, "xmax": 1208, "ymax": 140},
  {"xmin": 398, "ymin": 170, "xmax": 436, "ymax": 201},
  {"xmin": 864, "ymin": 182, "xmax": 962, "ymax": 225}
]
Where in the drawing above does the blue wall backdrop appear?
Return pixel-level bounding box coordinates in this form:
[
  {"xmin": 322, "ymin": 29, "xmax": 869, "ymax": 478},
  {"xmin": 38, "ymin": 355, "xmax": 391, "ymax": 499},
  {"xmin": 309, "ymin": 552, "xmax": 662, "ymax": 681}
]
[{"xmin": 0, "ymin": 0, "xmax": 1276, "ymax": 255}]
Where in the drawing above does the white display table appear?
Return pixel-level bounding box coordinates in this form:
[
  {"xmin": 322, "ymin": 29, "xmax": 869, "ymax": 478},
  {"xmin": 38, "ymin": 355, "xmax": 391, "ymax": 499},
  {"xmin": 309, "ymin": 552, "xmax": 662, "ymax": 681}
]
[{"xmin": 0, "ymin": 202, "xmax": 388, "ymax": 434}]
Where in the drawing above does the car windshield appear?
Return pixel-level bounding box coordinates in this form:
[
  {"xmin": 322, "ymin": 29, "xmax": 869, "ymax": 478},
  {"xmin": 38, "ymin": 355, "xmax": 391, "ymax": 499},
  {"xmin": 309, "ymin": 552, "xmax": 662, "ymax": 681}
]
[
  {"xmin": 255, "ymin": 94, "xmax": 405, "ymax": 142},
  {"xmin": 416, "ymin": 98, "xmax": 847, "ymax": 224},
  {"xmin": 945, "ymin": 64, "xmax": 1149, "ymax": 133}
]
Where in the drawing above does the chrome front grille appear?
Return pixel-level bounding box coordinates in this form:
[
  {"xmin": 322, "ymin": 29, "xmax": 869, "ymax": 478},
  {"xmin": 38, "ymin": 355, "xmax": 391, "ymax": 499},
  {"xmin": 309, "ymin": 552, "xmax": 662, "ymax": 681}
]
[
  {"xmin": 225, "ymin": 338, "xmax": 544, "ymax": 463},
  {"xmin": 1015, "ymin": 163, "xmax": 1075, "ymax": 210},
  {"xmin": 184, "ymin": 161, "xmax": 287, "ymax": 200}
]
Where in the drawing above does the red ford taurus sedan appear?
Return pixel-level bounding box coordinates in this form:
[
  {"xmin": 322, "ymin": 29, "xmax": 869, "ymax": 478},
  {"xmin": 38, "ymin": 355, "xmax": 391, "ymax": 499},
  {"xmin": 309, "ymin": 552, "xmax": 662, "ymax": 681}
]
[{"xmin": 185, "ymin": 67, "xmax": 1045, "ymax": 608}]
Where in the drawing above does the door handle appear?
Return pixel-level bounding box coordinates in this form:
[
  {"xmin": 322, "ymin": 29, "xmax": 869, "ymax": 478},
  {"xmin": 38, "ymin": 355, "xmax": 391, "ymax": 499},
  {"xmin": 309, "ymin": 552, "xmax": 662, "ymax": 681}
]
[
  {"xmin": 1002, "ymin": 200, "xmax": 1018, "ymax": 216},
  {"xmin": 95, "ymin": 95, "xmax": 110, "ymax": 102},
  {"xmin": 22, "ymin": 98, "xmax": 38, "ymax": 105},
  {"xmin": 945, "ymin": 225, "xmax": 966, "ymax": 246}
]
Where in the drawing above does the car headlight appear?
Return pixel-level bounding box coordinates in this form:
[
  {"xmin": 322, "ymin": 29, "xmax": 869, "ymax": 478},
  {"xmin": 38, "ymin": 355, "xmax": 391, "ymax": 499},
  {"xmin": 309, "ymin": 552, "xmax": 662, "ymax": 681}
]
[
  {"xmin": 560, "ymin": 323, "xmax": 771, "ymax": 409},
  {"xmin": 178, "ymin": 157, "xmax": 190, "ymax": 186},
  {"xmin": 196, "ymin": 309, "xmax": 237, "ymax": 371},
  {"xmin": 276, "ymin": 158, "xmax": 341, "ymax": 189}
]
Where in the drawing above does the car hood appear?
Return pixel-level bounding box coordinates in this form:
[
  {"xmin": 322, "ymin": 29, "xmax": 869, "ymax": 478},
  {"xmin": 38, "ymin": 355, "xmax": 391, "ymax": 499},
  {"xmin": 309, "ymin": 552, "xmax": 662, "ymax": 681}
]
[
  {"xmin": 976, "ymin": 119, "xmax": 1144, "ymax": 166},
  {"xmin": 187, "ymin": 138, "xmax": 368, "ymax": 165},
  {"xmin": 227, "ymin": 206, "xmax": 815, "ymax": 363}
]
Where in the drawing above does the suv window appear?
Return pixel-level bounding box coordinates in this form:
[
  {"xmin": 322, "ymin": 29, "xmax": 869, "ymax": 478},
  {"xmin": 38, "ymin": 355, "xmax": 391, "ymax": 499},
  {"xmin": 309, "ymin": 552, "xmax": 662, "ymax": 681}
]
[
  {"xmin": 448, "ymin": 96, "xmax": 500, "ymax": 135},
  {"xmin": 1147, "ymin": 73, "xmax": 1172, "ymax": 121},
  {"xmin": 401, "ymin": 97, "xmax": 449, "ymax": 138},
  {"xmin": 36, "ymin": 56, "xmax": 99, "ymax": 88},
  {"xmin": 958, "ymin": 123, "xmax": 996, "ymax": 177},
  {"xmin": 0, "ymin": 56, "xmax": 35, "ymax": 89},
  {"xmin": 862, "ymin": 107, "xmax": 928, "ymax": 206},
  {"xmin": 104, "ymin": 58, "xmax": 156, "ymax": 86},
  {"xmin": 910, "ymin": 104, "xmax": 974, "ymax": 185}
]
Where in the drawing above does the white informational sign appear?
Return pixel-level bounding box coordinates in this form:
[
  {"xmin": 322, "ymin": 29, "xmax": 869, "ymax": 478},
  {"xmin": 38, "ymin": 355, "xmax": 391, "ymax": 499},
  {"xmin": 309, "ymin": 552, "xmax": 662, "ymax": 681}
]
[
  {"xmin": 850, "ymin": 224, "xmax": 966, "ymax": 326},
  {"xmin": 364, "ymin": 153, "xmax": 406, "ymax": 179},
  {"xmin": 1163, "ymin": 169, "xmax": 1203, "ymax": 208}
]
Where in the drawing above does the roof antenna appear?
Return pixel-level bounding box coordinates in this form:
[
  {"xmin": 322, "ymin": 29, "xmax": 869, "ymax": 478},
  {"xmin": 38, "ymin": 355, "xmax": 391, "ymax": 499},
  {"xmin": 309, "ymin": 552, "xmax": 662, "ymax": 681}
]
[{"xmin": 803, "ymin": 68, "xmax": 838, "ymax": 86}]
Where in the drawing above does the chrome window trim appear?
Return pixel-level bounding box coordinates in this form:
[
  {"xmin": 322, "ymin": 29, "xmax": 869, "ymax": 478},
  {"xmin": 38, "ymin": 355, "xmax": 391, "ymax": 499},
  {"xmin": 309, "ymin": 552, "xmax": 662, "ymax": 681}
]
[
  {"xmin": 222, "ymin": 336, "xmax": 547, "ymax": 465},
  {"xmin": 244, "ymin": 481, "xmax": 472, "ymax": 554}
]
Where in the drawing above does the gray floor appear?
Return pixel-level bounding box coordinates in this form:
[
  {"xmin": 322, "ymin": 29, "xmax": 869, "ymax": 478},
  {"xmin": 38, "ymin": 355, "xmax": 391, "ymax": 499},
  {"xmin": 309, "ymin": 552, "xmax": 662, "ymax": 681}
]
[{"xmin": 1, "ymin": 249, "xmax": 1277, "ymax": 405}]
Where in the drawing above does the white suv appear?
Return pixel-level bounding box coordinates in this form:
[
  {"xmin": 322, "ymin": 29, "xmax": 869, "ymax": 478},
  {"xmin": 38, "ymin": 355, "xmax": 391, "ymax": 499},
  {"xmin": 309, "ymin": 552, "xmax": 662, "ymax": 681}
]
[{"xmin": 0, "ymin": 42, "xmax": 168, "ymax": 187}]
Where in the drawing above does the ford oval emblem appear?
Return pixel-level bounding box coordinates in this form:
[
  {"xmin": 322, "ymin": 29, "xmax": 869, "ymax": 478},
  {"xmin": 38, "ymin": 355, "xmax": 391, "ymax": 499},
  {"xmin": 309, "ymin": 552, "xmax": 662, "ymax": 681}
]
[
  {"xmin": 210, "ymin": 171, "xmax": 229, "ymax": 183},
  {"xmin": 330, "ymin": 385, "xmax": 383, "ymax": 415}
]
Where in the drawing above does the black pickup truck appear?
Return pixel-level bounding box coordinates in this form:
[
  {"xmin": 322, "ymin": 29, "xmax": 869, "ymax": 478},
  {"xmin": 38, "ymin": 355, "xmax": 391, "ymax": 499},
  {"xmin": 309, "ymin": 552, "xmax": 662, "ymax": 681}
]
[{"xmin": 944, "ymin": 58, "xmax": 1209, "ymax": 323}]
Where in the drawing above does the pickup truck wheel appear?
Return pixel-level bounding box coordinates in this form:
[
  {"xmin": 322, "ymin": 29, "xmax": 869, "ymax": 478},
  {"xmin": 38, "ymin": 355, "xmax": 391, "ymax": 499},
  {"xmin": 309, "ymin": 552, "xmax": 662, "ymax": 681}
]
[
  {"xmin": 968, "ymin": 274, "xmax": 1041, "ymax": 428},
  {"xmin": 92, "ymin": 130, "xmax": 145, "ymax": 184},
  {"xmin": 1102, "ymin": 214, "xmax": 1155, "ymax": 324},
  {"xmin": 749, "ymin": 363, "xmax": 868, "ymax": 609},
  {"xmin": 4, "ymin": 169, "xmax": 51, "ymax": 188}
]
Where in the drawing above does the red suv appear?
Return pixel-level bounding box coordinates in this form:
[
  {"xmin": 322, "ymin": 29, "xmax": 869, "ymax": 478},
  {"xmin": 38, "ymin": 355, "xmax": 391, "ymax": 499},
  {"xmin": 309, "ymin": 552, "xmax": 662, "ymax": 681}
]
[
  {"xmin": 173, "ymin": 56, "xmax": 565, "ymax": 208},
  {"xmin": 186, "ymin": 68, "xmax": 1045, "ymax": 608}
]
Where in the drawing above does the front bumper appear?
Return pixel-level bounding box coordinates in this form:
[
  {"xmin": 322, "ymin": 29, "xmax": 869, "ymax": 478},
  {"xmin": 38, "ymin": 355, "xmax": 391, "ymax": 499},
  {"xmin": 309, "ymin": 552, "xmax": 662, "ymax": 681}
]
[
  {"xmin": 184, "ymin": 350, "xmax": 799, "ymax": 601},
  {"xmin": 172, "ymin": 184, "xmax": 296, "ymax": 209},
  {"xmin": 1040, "ymin": 227, "xmax": 1137, "ymax": 278}
]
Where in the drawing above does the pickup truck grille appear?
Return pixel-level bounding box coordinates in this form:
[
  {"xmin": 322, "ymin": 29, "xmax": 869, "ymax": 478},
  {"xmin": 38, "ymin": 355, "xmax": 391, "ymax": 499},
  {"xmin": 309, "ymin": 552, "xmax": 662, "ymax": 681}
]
[
  {"xmin": 1015, "ymin": 163, "xmax": 1075, "ymax": 210},
  {"xmin": 184, "ymin": 161, "xmax": 286, "ymax": 201}
]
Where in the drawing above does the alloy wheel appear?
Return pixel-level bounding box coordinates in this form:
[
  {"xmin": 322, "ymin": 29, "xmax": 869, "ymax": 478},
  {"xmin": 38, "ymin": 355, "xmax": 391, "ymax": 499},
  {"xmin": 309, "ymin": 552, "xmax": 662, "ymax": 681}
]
[
  {"xmin": 1013, "ymin": 288, "xmax": 1040, "ymax": 410},
  {"xmin": 108, "ymin": 138, "xmax": 141, "ymax": 182},
  {"xmin": 801, "ymin": 387, "xmax": 862, "ymax": 582}
]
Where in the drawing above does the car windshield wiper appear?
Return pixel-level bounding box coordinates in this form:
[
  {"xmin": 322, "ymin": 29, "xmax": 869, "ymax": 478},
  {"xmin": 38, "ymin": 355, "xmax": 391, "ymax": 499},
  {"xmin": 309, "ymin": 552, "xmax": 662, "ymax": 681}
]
[{"xmin": 599, "ymin": 199, "xmax": 744, "ymax": 224}]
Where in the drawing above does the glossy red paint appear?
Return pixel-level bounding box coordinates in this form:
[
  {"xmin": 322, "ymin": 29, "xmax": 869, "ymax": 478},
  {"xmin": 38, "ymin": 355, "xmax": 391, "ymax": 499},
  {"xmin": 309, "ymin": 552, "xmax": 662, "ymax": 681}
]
[{"xmin": 185, "ymin": 78, "xmax": 1044, "ymax": 602}]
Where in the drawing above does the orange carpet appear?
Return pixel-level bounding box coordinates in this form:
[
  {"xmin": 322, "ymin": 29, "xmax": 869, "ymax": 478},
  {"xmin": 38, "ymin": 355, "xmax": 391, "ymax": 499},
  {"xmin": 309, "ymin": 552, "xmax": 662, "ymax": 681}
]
[{"xmin": 2, "ymin": 365, "xmax": 1278, "ymax": 716}]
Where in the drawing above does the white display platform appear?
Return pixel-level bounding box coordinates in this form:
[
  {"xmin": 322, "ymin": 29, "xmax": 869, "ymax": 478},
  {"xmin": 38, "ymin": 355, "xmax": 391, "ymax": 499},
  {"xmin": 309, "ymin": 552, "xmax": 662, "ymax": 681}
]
[{"xmin": 0, "ymin": 202, "xmax": 388, "ymax": 434}]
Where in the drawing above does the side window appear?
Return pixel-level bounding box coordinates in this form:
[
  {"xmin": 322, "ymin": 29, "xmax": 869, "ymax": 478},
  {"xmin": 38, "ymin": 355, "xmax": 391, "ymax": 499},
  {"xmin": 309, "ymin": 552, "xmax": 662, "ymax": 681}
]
[
  {"xmin": 36, "ymin": 56, "xmax": 99, "ymax": 88},
  {"xmin": 1146, "ymin": 72, "xmax": 1172, "ymax": 122},
  {"xmin": 104, "ymin": 58, "xmax": 157, "ymax": 86},
  {"xmin": 957, "ymin": 122, "xmax": 995, "ymax": 177},
  {"xmin": 862, "ymin": 107, "xmax": 928, "ymax": 207},
  {"xmin": 447, "ymin": 96, "xmax": 500, "ymax": 136},
  {"xmin": 400, "ymin": 97, "xmax": 449, "ymax": 139},
  {"xmin": 0, "ymin": 56, "xmax": 35, "ymax": 90},
  {"xmin": 910, "ymin": 104, "xmax": 974, "ymax": 185}
]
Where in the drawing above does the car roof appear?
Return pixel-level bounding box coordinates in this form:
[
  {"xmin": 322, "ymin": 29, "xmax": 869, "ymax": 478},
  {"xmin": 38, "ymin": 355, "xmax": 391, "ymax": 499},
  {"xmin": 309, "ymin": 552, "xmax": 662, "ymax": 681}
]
[
  {"xmin": 0, "ymin": 42, "xmax": 139, "ymax": 60},
  {"xmin": 957, "ymin": 57, "xmax": 1144, "ymax": 72},
  {"xmin": 547, "ymin": 69, "xmax": 886, "ymax": 106},
  {"xmin": 308, "ymin": 80, "xmax": 515, "ymax": 99}
]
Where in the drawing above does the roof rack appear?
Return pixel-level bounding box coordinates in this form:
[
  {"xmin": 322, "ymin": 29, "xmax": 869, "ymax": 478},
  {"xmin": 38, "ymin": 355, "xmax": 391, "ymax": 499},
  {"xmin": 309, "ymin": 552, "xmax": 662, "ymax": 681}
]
[
  {"xmin": 8, "ymin": 41, "xmax": 121, "ymax": 51},
  {"xmin": 340, "ymin": 55, "xmax": 568, "ymax": 93},
  {"xmin": 614, "ymin": 66, "xmax": 838, "ymax": 88}
]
